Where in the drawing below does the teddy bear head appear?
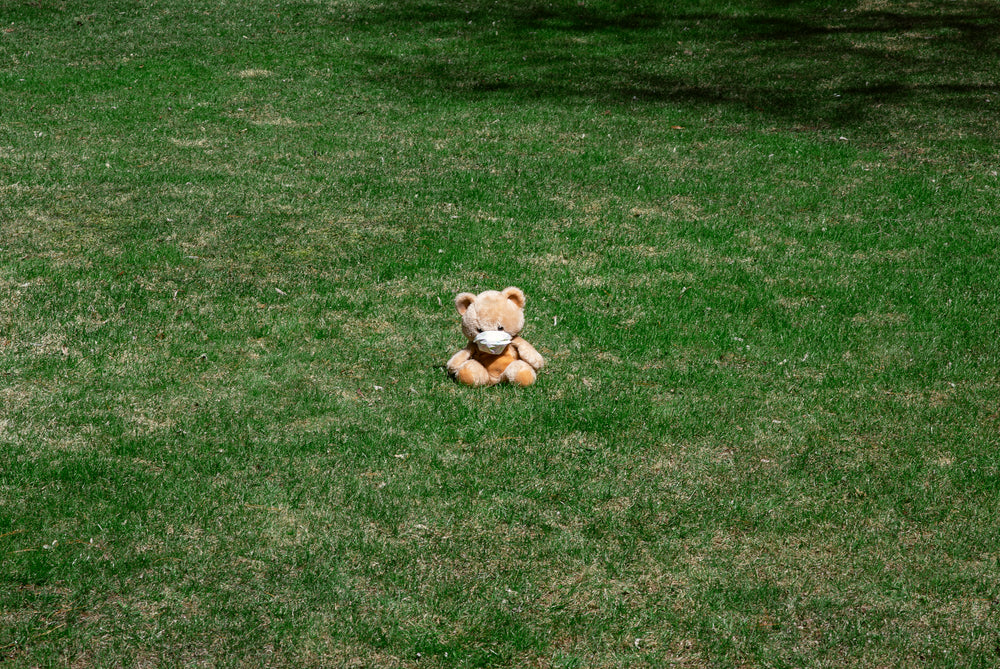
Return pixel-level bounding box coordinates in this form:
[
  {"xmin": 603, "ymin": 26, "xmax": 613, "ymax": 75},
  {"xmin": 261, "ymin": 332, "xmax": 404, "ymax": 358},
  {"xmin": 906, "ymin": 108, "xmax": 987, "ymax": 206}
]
[{"xmin": 455, "ymin": 286, "xmax": 526, "ymax": 343}]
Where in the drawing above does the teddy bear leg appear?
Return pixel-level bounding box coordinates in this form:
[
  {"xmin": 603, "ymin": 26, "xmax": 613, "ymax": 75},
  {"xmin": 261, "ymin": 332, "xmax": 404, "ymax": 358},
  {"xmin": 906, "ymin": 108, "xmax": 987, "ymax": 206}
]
[
  {"xmin": 456, "ymin": 360, "xmax": 491, "ymax": 387},
  {"xmin": 502, "ymin": 360, "xmax": 536, "ymax": 387}
]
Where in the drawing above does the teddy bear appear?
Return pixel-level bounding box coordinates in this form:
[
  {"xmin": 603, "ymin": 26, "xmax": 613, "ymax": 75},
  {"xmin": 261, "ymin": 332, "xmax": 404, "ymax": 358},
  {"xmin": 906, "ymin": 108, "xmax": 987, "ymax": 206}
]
[{"xmin": 446, "ymin": 286, "xmax": 544, "ymax": 387}]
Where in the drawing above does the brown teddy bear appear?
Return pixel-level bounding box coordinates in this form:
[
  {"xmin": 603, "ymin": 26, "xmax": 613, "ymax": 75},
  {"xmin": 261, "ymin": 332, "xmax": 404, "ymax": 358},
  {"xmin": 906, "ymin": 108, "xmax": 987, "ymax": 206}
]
[{"xmin": 446, "ymin": 286, "xmax": 544, "ymax": 387}]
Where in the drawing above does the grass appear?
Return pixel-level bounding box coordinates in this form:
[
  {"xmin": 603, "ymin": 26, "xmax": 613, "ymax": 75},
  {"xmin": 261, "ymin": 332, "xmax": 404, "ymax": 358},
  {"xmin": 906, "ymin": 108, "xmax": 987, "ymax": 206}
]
[{"xmin": 2, "ymin": 0, "xmax": 999, "ymax": 666}]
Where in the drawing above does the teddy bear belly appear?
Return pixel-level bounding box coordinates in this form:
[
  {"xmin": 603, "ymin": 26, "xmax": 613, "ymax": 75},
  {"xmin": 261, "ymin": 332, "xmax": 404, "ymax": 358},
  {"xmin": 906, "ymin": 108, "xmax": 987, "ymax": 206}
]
[{"xmin": 473, "ymin": 345, "xmax": 519, "ymax": 380}]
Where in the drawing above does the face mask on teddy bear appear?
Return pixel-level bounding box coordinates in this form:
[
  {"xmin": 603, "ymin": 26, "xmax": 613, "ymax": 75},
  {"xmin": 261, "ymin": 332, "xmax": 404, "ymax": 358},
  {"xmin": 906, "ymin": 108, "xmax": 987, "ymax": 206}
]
[{"xmin": 473, "ymin": 330, "xmax": 512, "ymax": 355}]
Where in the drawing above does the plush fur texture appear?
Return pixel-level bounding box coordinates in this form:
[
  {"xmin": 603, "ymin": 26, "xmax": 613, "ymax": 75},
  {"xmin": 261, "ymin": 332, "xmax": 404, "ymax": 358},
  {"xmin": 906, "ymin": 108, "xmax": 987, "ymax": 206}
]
[{"xmin": 446, "ymin": 286, "xmax": 544, "ymax": 387}]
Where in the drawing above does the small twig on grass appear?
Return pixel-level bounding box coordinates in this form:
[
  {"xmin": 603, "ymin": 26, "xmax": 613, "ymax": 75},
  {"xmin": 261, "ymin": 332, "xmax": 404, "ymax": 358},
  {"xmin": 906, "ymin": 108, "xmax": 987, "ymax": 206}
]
[
  {"xmin": 0, "ymin": 623, "xmax": 69, "ymax": 652},
  {"xmin": 244, "ymin": 504, "xmax": 282, "ymax": 512}
]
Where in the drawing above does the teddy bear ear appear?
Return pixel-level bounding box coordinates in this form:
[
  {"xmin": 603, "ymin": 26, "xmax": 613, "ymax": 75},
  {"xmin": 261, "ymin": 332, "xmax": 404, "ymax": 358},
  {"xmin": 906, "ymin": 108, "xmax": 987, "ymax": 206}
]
[
  {"xmin": 502, "ymin": 286, "xmax": 526, "ymax": 309},
  {"xmin": 455, "ymin": 292, "xmax": 477, "ymax": 315}
]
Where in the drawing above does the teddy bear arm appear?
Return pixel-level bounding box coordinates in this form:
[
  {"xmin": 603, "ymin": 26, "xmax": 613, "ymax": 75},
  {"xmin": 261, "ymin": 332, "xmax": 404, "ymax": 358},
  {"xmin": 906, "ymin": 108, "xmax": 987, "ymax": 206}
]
[
  {"xmin": 447, "ymin": 344, "xmax": 475, "ymax": 375},
  {"xmin": 512, "ymin": 337, "xmax": 544, "ymax": 370}
]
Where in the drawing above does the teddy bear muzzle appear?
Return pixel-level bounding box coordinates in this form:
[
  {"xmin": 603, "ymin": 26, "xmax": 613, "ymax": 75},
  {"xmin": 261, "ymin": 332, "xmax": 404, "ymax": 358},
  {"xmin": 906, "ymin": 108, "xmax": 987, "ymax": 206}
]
[{"xmin": 473, "ymin": 330, "xmax": 513, "ymax": 355}]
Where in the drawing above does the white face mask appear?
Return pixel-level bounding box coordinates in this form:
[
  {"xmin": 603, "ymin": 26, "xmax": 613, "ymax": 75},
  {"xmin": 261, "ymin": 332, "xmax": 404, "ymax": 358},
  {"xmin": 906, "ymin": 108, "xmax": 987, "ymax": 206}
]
[{"xmin": 473, "ymin": 330, "xmax": 512, "ymax": 354}]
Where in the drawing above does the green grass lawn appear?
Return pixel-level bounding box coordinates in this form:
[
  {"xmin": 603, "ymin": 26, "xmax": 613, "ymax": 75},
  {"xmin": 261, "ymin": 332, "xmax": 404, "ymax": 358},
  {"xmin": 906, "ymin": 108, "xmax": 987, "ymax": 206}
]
[{"xmin": 2, "ymin": 0, "xmax": 999, "ymax": 666}]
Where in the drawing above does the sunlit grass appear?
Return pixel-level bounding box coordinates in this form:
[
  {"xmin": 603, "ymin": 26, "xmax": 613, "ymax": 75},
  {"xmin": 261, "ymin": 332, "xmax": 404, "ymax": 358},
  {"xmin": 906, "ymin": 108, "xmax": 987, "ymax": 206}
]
[{"xmin": 2, "ymin": 0, "xmax": 999, "ymax": 666}]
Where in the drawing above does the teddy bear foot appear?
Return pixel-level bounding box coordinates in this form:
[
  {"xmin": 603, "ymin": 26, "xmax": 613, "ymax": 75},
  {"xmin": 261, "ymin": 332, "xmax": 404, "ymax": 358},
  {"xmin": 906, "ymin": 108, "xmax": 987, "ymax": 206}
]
[
  {"xmin": 514, "ymin": 367, "xmax": 536, "ymax": 386},
  {"xmin": 456, "ymin": 361, "xmax": 491, "ymax": 387},
  {"xmin": 503, "ymin": 361, "xmax": 536, "ymax": 387}
]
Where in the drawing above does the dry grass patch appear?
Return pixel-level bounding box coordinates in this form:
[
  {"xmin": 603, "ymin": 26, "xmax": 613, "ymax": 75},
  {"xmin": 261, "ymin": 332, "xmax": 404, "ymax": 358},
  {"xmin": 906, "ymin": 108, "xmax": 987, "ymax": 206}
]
[{"xmin": 236, "ymin": 68, "xmax": 272, "ymax": 78}]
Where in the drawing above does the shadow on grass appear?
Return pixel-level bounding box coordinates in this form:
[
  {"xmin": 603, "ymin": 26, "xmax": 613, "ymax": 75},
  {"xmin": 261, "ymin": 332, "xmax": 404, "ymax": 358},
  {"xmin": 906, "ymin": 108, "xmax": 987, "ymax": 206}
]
[{"xmin": 348, "ymin": 0, "xmax": 1000, "ymax": 133}]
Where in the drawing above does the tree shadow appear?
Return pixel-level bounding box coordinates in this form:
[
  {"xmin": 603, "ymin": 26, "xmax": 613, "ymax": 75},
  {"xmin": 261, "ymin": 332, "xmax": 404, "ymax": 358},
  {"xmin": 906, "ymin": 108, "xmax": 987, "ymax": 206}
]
[{"xmin": 345, "ymin": 0, "xmax": 1000, "ymax": 134}]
